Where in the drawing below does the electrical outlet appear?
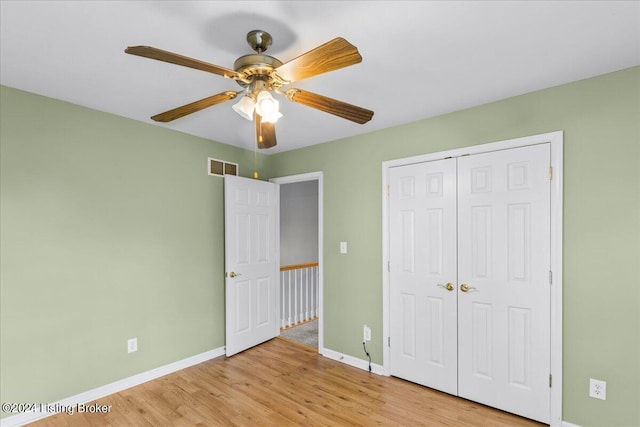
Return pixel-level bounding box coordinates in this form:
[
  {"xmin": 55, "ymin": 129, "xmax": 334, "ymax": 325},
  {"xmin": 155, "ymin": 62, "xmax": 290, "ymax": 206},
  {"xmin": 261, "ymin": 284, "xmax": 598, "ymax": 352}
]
[
  {"xmin": 589, "ymin": 378, "xmax": 606, "ymax": 400},
  {"xmin": 363, "ymin": 325, "xmax": 371, "ymax": 342},
  {"xmin": 127, "ymin": 337, "xmax": 138, "ymax": 354}
]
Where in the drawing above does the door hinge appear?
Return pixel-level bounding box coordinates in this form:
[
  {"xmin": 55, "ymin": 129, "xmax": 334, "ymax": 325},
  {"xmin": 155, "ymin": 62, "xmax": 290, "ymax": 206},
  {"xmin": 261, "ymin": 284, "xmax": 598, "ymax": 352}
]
[
  {"xmin": 549, "ymin": 374, "xmax": 552, "ymax": 388},
  {"xmin": 387, "ymin": 261, "xmax": 390, "ymax": 272},
  {"xmin": 549, "ymin": 270, "xmax": 553, "ymax": 285},
  {"xmin": 548, "ymin": 166, "xmax": 553, "ymax": 180},
  {"xmin": 388, "ymin": 336, "xmax": 391, "ymax": 347},
  {"xmin": 386, "ymin": 184, "xmax": 390, "ymax": 196}
]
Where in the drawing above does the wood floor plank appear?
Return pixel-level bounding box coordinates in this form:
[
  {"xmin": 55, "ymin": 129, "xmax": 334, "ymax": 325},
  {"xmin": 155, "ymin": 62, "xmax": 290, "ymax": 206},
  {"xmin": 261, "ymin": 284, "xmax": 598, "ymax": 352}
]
[{"xmin": 28, "ymin": 338, "xmax": 546, "ymax": 426}]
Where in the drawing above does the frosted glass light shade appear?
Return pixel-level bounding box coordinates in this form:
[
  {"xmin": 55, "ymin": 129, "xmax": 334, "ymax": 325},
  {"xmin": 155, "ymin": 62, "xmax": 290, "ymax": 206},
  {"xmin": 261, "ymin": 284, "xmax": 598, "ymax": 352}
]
[
  {"xmin": 255, "ymin": 91, "xmax": 281, "ymax": 123},
  {"xmin": 232, "ymin": 96, "xmax": 255, "ymax": 120}
]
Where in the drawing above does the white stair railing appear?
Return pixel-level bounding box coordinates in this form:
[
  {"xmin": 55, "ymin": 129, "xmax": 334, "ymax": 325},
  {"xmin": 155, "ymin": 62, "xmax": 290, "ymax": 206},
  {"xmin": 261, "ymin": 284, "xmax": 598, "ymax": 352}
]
[{"xmin": 280, "ymin": 262, "xmax": 319, "ymax": 329}]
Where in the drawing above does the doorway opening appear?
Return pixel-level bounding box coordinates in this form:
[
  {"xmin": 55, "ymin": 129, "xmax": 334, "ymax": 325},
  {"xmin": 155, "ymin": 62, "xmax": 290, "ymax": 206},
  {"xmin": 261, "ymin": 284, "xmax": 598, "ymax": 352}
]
[{"xmin": 271, "ymin": 172, "xmax": 323, "ymax": 351}]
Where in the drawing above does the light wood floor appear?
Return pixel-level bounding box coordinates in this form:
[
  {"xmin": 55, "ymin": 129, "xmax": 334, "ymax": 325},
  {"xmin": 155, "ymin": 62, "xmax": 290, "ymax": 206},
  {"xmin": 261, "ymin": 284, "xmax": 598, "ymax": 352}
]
[{"xmin": 30, "ymin": 338, "xmax": 546, "ymax": 426}]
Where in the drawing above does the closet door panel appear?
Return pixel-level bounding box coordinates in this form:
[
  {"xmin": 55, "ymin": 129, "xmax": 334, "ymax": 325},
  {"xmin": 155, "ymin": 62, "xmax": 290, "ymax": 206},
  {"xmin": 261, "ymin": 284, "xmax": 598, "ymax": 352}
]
[
  {"xmin": 389, "ymin": 159, "xmax": 458, "ymax": 395},
  {"xmin": 457, "ymin": 144, "xmax": 551, "ymax": 424}
]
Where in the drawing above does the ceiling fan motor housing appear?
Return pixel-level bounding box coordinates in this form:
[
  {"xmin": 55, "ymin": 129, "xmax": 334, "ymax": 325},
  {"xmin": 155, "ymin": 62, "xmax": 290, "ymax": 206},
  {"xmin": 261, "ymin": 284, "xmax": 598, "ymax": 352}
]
[{"xmin": 233, "ymin": 54, "xmax": 284, "ymax": 89}]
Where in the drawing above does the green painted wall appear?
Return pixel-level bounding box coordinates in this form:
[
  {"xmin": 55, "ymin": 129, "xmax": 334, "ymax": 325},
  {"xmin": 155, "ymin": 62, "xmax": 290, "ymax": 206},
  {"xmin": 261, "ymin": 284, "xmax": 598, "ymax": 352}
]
[
  {"xmin": 0, "ymin": 86, "xmax": 268, "ymax": 415},
  {"xmin": 268, "ymin": 67, "xmax": 640, "ymax": 427},
  {"xmin": 1, "ymin": 66, "xmax": 638, "ymax": 426}
]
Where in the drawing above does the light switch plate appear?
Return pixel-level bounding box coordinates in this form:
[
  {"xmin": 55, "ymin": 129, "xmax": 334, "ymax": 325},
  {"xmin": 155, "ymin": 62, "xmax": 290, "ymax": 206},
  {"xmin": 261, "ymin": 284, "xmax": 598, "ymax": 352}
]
[{"xmin": 340, "ymin": 242, "xmax": 348, "ymax": 254}]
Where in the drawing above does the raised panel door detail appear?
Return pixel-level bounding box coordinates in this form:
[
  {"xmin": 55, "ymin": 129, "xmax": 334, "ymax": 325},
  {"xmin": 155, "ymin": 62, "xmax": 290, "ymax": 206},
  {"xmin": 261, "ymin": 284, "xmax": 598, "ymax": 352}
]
[
  {"xmin": 426, "ymin": 209, "xmax": 443, "ymax": 276},
  {"xmin": 401, "ymin": 211, "xmax": 415, "ymax": 273},
  {"xmin": 472, "ymin": 302, "xmax": 493, "ymax": 379},
  {"xmin": 471, "ymin": 166, "xmax": 492, "ymax": 193},
  {"xmin": 508, "ymin": 204, "xmax": 531, "ymax": 283},
  {"xmin": 256, "ymin": 214, "xmax": 270, "ymax": 263},
  {"xmin": 426, "ymin": 173, "xmax": 443, "ymax": 197},
  {"xmin": 508, "ymin": 161, "xmax": 531, "ymax": 191},
  {"xmin": 235, "ymin": 187, "xmax": 250, "ymax": 205},
  {"xmin": 236, "ymin": 213, "xmax": 251, "ymax": 266},
  {"xmin": 399, "ymin": 176, "xmax": 415, "ymax": 199},
  {"xmin": 256, "ymin": 190, "xmax": 270, "ymax": 207},
  {"xmin": 402, "ymin": 293, "xmax": 416, "ymax": 358},
  {"xmin": 426, "ymin": 296, "xmax": 444, "ymax": 366},
  {"xmin": 472, "ymin": 206, "xmax": 492, "ymax": 279},
  {"xmin": 235, "ymin": 279, "xmax": 251, "ymax": 334},
  {"xmin": 256, "ymin": 277, "xmax": 270, "ymax": 326},
  {"xmin": 508, "ymin": 307, "xmax": 531, "ymax": 389}
]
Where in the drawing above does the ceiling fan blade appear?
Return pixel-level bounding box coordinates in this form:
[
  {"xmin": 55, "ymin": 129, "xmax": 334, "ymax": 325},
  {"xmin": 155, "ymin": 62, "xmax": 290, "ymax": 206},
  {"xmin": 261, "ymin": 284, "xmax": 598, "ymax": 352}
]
[
  {"xmin": 151, "ymin": 91, "xmax": 238, "ymax": 122},
  {"xmin": 255, "ymin": 113, "xmax": 277, "ymax": 149},
  {"xmin": 286, "ymin": 89, "xmax": 374, "ymax": 124},
  {"xmin": 125, "ymin": 46, "xmax": 242, "ymax": 80},
  {"xmin": 275, "ymin": 38, "xmax": 362, "ymax": 83}
]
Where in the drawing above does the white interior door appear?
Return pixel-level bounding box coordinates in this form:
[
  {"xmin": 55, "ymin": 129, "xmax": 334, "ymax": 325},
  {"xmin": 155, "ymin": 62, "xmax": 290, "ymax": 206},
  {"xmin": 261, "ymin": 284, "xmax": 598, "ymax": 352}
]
[
  {"xmin": 388, "ymin": 143, "xmax": 551, "ymax": 423},
  {"xmin": 389, "ymin": 159, "xmax": 458, "ymax": 395},
  {"xmin": 225, "ymin": 175, "xmax": 279, "ymax": 357},
  {"xmin": 457, "ymin": 144, "xmax": 550, "ymax": 423}
]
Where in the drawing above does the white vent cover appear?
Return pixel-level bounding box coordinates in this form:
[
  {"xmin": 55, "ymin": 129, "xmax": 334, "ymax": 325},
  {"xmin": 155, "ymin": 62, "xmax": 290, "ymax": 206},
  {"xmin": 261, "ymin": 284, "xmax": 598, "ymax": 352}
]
[{"xmin": 208, "ymin": 158, "xmax": 238, "ymax": 177}]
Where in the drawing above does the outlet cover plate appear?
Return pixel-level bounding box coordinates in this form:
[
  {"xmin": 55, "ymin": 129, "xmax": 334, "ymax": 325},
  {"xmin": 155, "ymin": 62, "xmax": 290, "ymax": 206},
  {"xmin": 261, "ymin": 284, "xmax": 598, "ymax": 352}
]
[
  {"xmin": 589, "ymin": 378, "xmax": 606, "ymax": 400},
  {"xmin": 363, "ymin": 325, "xmax": 371, "ymax": 342},
  {"xmin": 127, "ymin": 337, "xmax": 138, "ymax": 354}
]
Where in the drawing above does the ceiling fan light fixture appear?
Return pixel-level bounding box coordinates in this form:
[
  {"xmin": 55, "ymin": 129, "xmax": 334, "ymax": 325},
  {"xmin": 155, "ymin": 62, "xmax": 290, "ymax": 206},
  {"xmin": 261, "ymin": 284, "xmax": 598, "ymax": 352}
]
[
  {"xmin": 255, "ymin": 90, "xmax": 281, "ymax": 122},
  {"xmin": 232, "ymin": 95, "xmax": 256, "ymax": 120}
]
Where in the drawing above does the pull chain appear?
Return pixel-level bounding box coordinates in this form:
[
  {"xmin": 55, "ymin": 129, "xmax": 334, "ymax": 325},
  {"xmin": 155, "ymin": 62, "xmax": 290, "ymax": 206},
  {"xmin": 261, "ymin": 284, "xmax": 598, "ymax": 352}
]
[{"xmin": 253, "ymin": 134, "xmax": 259, "ymax": 179}]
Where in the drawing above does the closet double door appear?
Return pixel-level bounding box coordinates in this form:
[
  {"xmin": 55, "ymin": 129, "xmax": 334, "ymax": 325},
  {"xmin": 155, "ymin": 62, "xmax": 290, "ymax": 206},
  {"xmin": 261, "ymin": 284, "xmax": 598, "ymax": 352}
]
[{"xmin": 389, "ymin": 144, "xmax": 550, "ymax": 424}]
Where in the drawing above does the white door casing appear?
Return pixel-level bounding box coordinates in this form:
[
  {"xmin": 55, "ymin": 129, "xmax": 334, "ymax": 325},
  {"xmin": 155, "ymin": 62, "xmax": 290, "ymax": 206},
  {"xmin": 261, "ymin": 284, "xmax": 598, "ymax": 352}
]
[
  {"xmin": 225, "ymin": 175, "xmax": 279, "ymax": 357},
  {"xmin": 270, "ymin": 172, "xmax": 324, "ymax": 353},
  {"xmin": 382, "ymin": 132, "xmax": 563, "ymax": 426},
  {"xmin": 457, "ymin": 144, "xmax": 550, "ymax": 423},
  {"xmin": 389, "ymin": 159, "xmax": 458, "ymax": 395}
]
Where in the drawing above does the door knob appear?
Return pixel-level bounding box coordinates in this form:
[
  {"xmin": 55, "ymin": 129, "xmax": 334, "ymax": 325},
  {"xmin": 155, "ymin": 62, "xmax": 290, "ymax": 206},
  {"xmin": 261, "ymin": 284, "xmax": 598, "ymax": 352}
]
[
  {"xmin": 437, "ymin": 283, "xmax": 455, "ymax": 291},
  {"xmin": 460, "ymin": 283, "xmax": 476, "ymax": 293},
  {"xmin": 229, "ymin": 271, "xmax": 241, "ymax": 278}
]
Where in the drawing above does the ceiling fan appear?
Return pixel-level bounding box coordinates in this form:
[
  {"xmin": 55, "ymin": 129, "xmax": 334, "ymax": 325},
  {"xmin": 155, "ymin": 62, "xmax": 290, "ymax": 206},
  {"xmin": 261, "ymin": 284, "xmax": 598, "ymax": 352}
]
[{"xmin": 125, "ymin": 30, "xmax": 374, "ymax": 149}]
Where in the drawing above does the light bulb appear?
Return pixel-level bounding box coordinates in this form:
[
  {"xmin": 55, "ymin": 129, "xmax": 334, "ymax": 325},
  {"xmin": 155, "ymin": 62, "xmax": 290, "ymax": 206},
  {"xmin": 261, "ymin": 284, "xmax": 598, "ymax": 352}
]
[{"xmin": 255, "ymin": 91, "xmax": 281, "ymax": 123}]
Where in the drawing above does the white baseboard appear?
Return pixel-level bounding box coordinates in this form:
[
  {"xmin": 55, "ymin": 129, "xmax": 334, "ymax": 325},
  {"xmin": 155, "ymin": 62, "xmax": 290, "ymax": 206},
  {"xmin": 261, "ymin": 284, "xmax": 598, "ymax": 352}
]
[
  {"xmin": 320, "ymin": 346, "xmax": 384, "ymax": 375},
  {"xmin": 0, "ymin": 347, "xmax": 225, "ymax": 427}
]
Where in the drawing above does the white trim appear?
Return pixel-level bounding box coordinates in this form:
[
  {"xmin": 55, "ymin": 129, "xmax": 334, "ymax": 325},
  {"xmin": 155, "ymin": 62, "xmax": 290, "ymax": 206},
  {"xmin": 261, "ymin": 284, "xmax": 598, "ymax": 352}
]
[
  {"xmin": 381, "ymin": 131, "xmax": 564, "ymax": 427},
  {"xmin": 550, "ymin": 133, "xmax": 564, "ymax": 427},
  {"xmin": 321, "ymin": 347, "xmax": 384, "ymax": 375},
  {"xmin": 0, "ymin": 347, "xmax": 225, "ymax": 427},
  {"xmin": 270, "ymin": 172, "xmax": 324, "ymax": 352}
]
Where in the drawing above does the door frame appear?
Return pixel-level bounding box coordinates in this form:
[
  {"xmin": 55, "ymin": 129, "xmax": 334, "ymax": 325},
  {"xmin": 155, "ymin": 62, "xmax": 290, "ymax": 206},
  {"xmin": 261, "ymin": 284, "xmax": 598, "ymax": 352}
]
[
  {"xmin": 270, "ymin": 172, "xmax": 324, "ymax": 352},
  {"xmin": 381, "ymin": 131, "xmax": 563, "ymax": 426}
]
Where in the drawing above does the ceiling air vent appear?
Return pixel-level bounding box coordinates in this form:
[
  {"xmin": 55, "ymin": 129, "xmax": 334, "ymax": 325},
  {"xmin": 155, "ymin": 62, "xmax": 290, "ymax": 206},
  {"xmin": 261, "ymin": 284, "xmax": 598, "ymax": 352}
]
[{"xmin": 208, "ymin": 158, "xmax": 238, "ymax": 177}]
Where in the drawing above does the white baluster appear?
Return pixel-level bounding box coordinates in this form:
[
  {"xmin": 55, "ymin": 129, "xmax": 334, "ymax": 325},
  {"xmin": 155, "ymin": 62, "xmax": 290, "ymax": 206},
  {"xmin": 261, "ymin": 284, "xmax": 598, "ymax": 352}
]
[
  {"xmin": 305, "ymin": 267, "xmax": 309, "ymax": 321},
  {"xmin": 295, "ymin": 269, "xmax": 299, "ymax": 324},
  {"xmin": 299, "ymin": 269, "xmax": 303, "ymax": 323},
  {"xmin": 281, "ymin": 271, "xmax": 285, "ymax": 329},
  {"xmin": 287, "ymin": 270, "xmax": 292, "ymax": 328},
  {"xmin": 314, "ymin": 266, "xmax": 318, "ymax": 319}
]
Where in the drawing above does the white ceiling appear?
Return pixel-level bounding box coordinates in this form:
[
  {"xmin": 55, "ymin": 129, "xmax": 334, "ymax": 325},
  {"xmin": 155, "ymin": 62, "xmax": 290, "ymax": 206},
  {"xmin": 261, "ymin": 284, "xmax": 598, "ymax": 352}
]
[{"xmin": 2, "ymin": 1, "xmax": 639, "ymax": 154}]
